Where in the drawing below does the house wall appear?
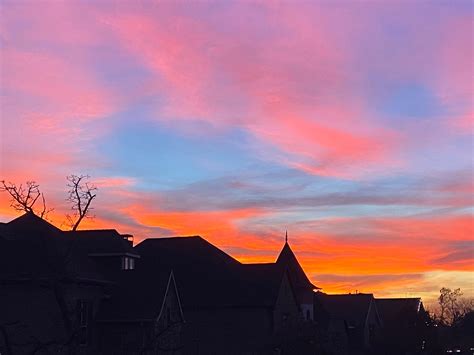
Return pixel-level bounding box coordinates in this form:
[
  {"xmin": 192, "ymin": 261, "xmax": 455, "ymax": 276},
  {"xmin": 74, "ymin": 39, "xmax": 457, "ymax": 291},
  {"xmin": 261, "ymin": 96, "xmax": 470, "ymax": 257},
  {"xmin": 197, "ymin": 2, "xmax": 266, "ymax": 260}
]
[
  {"xmin": 273, "ymin": 273, "xmax": 300, "ymax": 333},
  {"xmin": 62, "ymin": 282, "xmax": 106, "ymax": 354},
  {"xmin": 182, "ymin": 307, "xmax": 274, "ymax": 354},
  {"xmin": 0, "ymin": 280, "xmax": 105, "ymax": 355},
  {"xmin": 0, "ymin": 283, "xmax": 66, "ymax": 355},
  {"xmin": 177, "ymin": 274, "xmax": 302, "ymax": 354},
  {"xmin": 98, "ymin": 322, "xmax": 153, "ymax": 355},
  {"xmin": 89, "ymin": 256, "xmax": 125, "ymax": 279}
]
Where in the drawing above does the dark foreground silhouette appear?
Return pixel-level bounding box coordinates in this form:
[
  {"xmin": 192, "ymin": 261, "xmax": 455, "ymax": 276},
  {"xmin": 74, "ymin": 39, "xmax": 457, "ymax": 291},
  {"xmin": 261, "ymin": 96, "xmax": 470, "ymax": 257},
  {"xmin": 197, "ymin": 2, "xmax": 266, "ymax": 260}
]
[{"xmin": 0, "ymin": 213, "xmax": 465, "ymax": 354}]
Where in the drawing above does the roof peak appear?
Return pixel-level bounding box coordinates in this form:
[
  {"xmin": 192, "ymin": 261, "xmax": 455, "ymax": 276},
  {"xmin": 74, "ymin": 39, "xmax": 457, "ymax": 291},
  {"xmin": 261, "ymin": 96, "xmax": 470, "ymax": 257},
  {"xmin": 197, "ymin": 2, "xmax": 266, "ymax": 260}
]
[
  {"xmin": 7, "ymin": 212, "xmax": 61, "ymax": 231},
  {"xmin": 277, "ymin": 244, "xmax": 294, "ymax": 269},
  {"xmin": 275, "ymin": 234, "xmax": 319, "ymax": 291}
]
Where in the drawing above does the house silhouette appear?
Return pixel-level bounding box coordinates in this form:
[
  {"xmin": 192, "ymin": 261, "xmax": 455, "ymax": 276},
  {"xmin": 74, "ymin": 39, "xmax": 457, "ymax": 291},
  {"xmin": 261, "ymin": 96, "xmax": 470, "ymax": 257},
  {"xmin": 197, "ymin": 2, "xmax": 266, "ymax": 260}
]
[{"xmin": 0, "ymin": 212, "xmax": 430, "ymax": 354}]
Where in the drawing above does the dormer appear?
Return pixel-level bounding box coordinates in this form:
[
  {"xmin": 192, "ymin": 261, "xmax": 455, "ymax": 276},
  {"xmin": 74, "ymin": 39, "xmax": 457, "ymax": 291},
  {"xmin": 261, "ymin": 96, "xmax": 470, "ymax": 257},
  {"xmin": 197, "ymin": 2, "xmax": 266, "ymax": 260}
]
[{"xmin": 64, "ymin": 229, "xmax": 140, "ymax": 275}]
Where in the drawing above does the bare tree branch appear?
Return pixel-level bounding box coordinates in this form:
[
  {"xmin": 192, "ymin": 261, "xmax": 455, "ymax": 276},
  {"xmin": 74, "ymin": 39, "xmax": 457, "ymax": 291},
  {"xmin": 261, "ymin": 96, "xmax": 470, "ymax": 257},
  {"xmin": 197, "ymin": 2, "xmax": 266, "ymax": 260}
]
[
  {"xmin": 66, "ymin": 175, "xmax": 97, "ymax": 231},
  {"xmin": 0, "ymin": 180, "xmax": 52, "ymax": 219}
]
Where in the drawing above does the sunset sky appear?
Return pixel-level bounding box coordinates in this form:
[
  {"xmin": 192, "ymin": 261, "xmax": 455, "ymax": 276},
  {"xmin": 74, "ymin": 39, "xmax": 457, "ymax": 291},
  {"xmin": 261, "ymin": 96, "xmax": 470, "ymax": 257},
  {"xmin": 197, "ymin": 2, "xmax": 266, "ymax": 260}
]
[{"xmin": 0, "ymin": 1, "xmax": 472, "ymax": 305}]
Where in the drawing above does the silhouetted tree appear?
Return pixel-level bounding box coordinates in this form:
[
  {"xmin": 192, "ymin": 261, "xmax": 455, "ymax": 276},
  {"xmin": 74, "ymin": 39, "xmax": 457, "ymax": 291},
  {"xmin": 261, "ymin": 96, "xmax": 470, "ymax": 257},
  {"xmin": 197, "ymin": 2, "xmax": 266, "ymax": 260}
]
[
  {"xmin": 0, "ymin": 180, "xmax": 52, "ymax": 218},
  {"xmin": 433, "ymin": 288, "xmax": 474, "ymax": 326},
  {"xmin": 0, "ymin": 175, "xmax": 100, "ymax": 354},
  {"xmin": 66, "ymin": 174, "xmax": 97, "ymax": 231}
]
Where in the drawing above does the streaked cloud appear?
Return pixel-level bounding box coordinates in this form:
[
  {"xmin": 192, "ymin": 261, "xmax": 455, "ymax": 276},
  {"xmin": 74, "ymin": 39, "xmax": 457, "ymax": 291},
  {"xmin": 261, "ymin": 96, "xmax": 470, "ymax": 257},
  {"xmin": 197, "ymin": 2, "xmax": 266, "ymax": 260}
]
[{"xmin": 0, "ymin": 0, "xmax": 472, "ymax": 301}]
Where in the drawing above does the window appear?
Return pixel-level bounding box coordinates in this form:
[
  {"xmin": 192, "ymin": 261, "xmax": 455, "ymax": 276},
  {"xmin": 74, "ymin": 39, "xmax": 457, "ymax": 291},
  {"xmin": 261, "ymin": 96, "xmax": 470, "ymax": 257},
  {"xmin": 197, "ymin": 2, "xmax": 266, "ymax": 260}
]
[
  {"xmin": 121, "ymin": 256, "xmax": 135, "ymax": 270},
  {"xmin": 77, "ymin": 300, "xmax": 90, "ymax": 346}
]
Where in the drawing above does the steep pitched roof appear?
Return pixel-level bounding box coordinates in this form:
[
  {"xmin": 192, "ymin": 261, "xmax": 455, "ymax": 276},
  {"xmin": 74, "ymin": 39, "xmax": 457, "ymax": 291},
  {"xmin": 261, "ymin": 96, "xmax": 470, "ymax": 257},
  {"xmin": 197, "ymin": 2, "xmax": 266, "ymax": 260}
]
[{"xmin": 276, "ymin": 241, "xmax": 319, "ymax": 291}]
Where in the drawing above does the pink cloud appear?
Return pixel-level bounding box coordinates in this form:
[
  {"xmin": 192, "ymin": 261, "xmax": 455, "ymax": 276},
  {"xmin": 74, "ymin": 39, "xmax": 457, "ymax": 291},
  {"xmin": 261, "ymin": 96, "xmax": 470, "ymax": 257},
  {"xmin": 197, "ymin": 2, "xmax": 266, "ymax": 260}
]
[
  {"xmin": 106, "ymin": 6, "xmax": 404, "ymax": 178},
  {"xmin": 1, "ymin": 6, "xmax": 120, "ymax": 184},
  {"xmin": 2, "ymin": 48, "xmax": 115, "ymax": 121},
  {"xmin": 448, "ymin": 112, "xmax": 474, "ymax": 134}
]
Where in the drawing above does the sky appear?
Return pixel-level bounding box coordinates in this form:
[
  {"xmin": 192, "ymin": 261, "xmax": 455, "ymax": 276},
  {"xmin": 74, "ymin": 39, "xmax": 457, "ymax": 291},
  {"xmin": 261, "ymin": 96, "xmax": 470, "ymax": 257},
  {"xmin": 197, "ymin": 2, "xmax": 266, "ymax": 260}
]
[{"xmin": 0, "ymin": 0, "xmax": 472, "ymax": 305}]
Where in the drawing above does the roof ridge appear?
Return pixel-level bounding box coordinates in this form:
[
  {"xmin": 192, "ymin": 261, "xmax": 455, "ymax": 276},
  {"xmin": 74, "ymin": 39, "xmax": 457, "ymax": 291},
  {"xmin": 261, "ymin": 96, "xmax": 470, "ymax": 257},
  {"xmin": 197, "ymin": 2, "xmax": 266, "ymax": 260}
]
[
  {"xmin": 141, "ymin": 235, "xmax": 202, "ymax": 241},
  {"xmin": 64, "ymin": 229, "xmax": 120, "ymax": 233},
  {"xmin": 376, "ymin": 297, "xmax": 421, "ymax": 301},
  {"xmin": 243, "ymin": 262, "xmax": 276, "ymax": 266}
]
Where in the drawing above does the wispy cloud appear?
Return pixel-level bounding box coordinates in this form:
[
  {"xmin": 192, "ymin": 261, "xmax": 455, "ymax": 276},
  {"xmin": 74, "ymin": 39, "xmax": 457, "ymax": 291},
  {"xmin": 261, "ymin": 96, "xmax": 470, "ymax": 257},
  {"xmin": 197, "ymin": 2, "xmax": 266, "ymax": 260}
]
[{"xmin": 0, "ymin": 1, "xmax": 472, "ymax": 300}]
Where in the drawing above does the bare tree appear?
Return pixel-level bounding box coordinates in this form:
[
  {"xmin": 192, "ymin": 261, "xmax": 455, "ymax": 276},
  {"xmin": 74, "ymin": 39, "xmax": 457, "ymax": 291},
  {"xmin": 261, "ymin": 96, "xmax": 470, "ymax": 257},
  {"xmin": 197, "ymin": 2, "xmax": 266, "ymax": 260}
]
[
  {"xmin": 0, "ymin": 180, "xmax": 52, "ymax": 218},
  {"xmin": 66, "ymin": 174, "xmax": 97, "ymax": 231},
  {"xmin": 434, "ymin": 287, "xmax": 474, "ymax": 326}
]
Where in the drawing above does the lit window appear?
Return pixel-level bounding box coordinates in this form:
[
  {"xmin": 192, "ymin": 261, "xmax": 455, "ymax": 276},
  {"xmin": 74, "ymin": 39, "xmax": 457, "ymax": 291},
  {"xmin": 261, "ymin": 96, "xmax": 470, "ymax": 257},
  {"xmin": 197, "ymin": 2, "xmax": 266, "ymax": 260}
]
[{"xmin": 121, "ymin": 256, "xmax": 135, "ymax": 270}]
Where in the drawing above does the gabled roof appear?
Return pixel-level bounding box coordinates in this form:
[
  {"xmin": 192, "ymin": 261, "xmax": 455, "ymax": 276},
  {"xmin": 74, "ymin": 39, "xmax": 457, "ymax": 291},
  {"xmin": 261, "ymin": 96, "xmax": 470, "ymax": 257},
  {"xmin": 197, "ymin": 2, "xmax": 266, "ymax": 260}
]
[
  {"xmin": 276, "ymin": 241, "xmax": 319, "ymax": 291},
  {"xmin": 315, "ymin": 293, "xmax": 376, "ymax": 327}
]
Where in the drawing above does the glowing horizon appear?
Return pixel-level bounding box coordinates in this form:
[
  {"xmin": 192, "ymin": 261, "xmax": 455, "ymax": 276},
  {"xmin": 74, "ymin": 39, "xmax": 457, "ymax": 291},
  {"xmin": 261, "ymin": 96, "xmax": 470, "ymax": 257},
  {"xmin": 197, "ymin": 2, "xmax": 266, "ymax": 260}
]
[{"xmin": 1, "ymin": 1, "xmax": 472, "ymax": 306}]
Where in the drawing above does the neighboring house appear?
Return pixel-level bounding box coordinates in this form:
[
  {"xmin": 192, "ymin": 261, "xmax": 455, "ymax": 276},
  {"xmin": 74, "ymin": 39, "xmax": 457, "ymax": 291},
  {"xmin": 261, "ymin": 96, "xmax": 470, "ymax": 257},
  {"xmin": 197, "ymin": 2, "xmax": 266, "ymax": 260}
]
[
  {"xmin": 0, "ymin": 212, "xmax": 433, "ymax": 355},
  {"xmin": 0, "ymin": 213, "xmax": 184, "ymax": 355},
  {"xmin": 0, "ymin": 212, "xmax": 111, "ymax": 354},
  {"xmin": 133, "ymin": 236, "xmax": 313, "ymax": 353},
  {"xmin": 0, "ymin": 213, "xmax": 313, "ymax": 354},
  {"xmin": 375, "ymin": 298, "xmax": 430, "ymax": 354},
  {"xmin": 314, "ymin": 293, "xmax": 382, "ymax": 355}
]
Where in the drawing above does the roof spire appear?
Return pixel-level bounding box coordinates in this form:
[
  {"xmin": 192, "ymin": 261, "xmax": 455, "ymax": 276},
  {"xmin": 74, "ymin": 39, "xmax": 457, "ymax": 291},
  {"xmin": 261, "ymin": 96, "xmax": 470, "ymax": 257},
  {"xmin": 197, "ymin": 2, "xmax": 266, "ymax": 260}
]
[{"xmin": 285, "ymin": 230, "xmax": 288, "ymax": 243}]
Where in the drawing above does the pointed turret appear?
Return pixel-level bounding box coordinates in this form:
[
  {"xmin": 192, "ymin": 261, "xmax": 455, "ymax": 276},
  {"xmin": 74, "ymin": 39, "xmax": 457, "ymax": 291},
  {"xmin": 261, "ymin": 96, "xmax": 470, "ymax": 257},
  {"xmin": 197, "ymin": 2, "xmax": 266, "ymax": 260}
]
[{"xmin": 276, "ymin": 232, "xmax": 318, "ymax": 291}]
